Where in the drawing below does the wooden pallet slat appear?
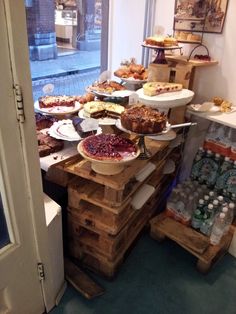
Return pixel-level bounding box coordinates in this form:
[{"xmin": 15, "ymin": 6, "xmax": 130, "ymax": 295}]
[{"xmin": 150, "ymin": 212, "xmax": 234, "ymax": 273}]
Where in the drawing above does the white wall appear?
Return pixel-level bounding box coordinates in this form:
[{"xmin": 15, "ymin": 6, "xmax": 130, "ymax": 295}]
[
  {"xmin": 155, "ymin": 0, "xmax": 236, "ymax": 105},
  {"xmin": 108, "ymin": 0, "xmax": 146, "ymax": 74}
]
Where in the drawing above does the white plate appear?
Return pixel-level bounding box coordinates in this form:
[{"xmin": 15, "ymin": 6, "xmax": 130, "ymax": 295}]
[
  {"xmin": 78, "ymin": 109, "xmax": 118, "ymax": 126},
  {"xmin": 86, "ymin": 86, "xmax": 134, "ymax": 98},
  {"xmin": 147, "ymin": 129, "xmax": 176, "ymax": 141},
  {"xmin": 116, "ymin": 77, "xmax": 147, "ymax": 85},
  {"xmin": 142, "ymin": 42, "xmax": 182, "ymax": 50},
  {"xmin": 115, "ymin": 119, "xmax": 171, "ymax": 136},
  {"xmin": 48, "ymin": 120, "xmax": 101, "ymax": 141},
  {"xmin": 187, "ymin": 102, "xmax": 218, "ymax": 113},
  {"xmin": 136, "ymin": 88, "xmax": 194, "ymax": 108},
  {"xmin": 34, "ymin": 101, "xmax": 82, "ymax": 116}
]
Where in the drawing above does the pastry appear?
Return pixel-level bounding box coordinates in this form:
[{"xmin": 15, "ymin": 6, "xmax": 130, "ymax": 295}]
[
  {"xmin": 81, "ymin": 134, "xmax": 137, "ymax": 161},
  {"xmin": 220, "ymin": 101, "xmax": 232, "ymax": 113},
  {"xmin": 143, "ymin": 82, "xmax": 183, "ymax": 96},
  {"xmin": 38, "ymin": 95, "xmax": 76, "ymax": 108},
  {"xmin": 120, "ymin": 104, "xmax": 167, "ymax": 134},
  {"xmin": 212, "ymin": 97, "xmax": 224, "ymax": 106},
  {"xmin": 89, "ymin": 80, "xmax": 125, "ymax": 94}
]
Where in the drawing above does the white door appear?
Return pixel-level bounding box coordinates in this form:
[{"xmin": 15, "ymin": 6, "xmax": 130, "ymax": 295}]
[{"xmin": 0, "ymin": 1, "xmax": 60, "ymax": 313}]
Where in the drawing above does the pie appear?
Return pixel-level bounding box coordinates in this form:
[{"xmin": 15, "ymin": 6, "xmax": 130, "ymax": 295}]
[
  {"xmin": 38, "ymin": 95, "xmax": 76, "ymax": 108},
  {"xmin": 83, "ymin": 101, "xmax": 125, "ymax": 119},
  {"xmin": 81, "ymin": 134, "xmax": 137, "ymax": 161},
  {"xmin": 120, "ymin": 104, "xmax": 167, "ymax": 134},
  {"xmin": 143, "ymin": 82, "xmax": 183, "ymax": 96}
]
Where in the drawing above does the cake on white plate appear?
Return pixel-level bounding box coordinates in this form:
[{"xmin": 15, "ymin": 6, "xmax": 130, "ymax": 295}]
[
  {"xmin": 83, "ymin": 101, "xmax": 125, "ymax": 119},
  {"xmin": 143, "ymin": 82, "xmax": 183, "ymax": 97}
]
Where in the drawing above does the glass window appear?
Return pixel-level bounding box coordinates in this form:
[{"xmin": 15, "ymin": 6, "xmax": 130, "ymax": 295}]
[
  {"xmin": 25, "ymin": 0, "xmax": 108, "ymax": 101},
  {"xmin": 0, "ymin": 191, "xmax": 10, "ymax": 250}
]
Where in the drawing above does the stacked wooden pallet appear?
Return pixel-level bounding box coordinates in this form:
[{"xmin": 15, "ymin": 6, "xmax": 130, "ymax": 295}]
[{"xmin": 62, "ymin": 138, "xmax": 171, "ymax": 278}]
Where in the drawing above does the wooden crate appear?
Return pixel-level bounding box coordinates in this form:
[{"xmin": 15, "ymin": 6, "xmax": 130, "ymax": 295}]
[
  {"xmin": 68, "ymin": 197, "xmax": 157, "ymax": 278},
  {"xmin": 150, "ymin": 212, "xmax": 234, "ymax": 273},
  {"xmin": 67, "ymin": 199, "xmax": 155, "ymax": 261},
  {"xmin": 67, "ymin": 201, "xmax": 135, "ymax": 236}
]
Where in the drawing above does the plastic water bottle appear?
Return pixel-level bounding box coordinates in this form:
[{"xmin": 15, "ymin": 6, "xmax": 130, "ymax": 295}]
[
  {"xmin": 223, "ymin": 203, "xmax": 235, "ymax": 234},
  {"xmin": 210, "ymin": 212, "xmax": 226, "ymax": 245},
  {"xmin": 209, "ymin": 190, "xmax": 216, "ymax": 202},
  {"xmin": 200, "ymin": 204, "xmax": 214, "ymax": 236},
  {"xmin": 191, "ymin": 199, "xmax": 204, "ymax": 229},
  {"xmin": 219, "ymin": 156, "xmax": 233, "ymax": 176},
  {"xmin": 217, "ymin": 195, "xmax": 225, "ymax": 211},
  {"xmin": 212, "ymin": 199, "xmax": 219, "ymax": 214}
]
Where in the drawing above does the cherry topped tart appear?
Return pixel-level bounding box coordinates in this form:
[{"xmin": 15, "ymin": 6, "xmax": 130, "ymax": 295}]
[{"xmin": 81, "ymin": 134, "xmax": 137, "ymax": 161}]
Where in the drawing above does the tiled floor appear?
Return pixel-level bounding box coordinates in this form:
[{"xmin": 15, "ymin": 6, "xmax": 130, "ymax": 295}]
[{"xmin": 50, "ymin": 233, "xmax": 236, "ymax": 314}]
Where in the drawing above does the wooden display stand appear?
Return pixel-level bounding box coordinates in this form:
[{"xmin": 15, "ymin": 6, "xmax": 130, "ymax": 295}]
[
  {"xmin": 150, "ymin": 212, "xmax": 234, "ymax": 273},
  {"xmin": 53, "ymin": 138, "xmax": 174, "ymax": 278}
]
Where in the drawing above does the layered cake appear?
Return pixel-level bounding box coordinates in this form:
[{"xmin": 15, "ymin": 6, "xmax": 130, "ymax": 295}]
[
  {"xmin": 81, "ymin": 134, "xmax": 137, "ymax": 161},
  {"xmin": 145, "ymin": 36, "xmax": 178, "ymax": 47},
  {"xmin": 38, "ymin": 95, "xmax": 76, "ymax": 108},
  {"xmin": 120, "ymin": 104, "xmax": 167, "ymax": 134},
  {"xmin": 143, "ymin": 82, "xmax": 183, "ymax": 96},
  {"xmin": 83, "ymin": 101, "xmax": 124, "ymax": 119}
]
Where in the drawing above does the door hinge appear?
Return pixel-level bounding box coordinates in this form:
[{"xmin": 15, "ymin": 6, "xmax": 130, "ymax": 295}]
[
  {"xmin": 13, "ymin": 84, "xmax": 25, "ymax": 123},
  {"xmin": 37, "ymin": 262, "xmax": 45, "ymax": 281}
]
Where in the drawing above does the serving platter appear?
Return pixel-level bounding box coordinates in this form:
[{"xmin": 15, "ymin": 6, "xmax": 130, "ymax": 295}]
[
  {"xmin": 86, "ymin": 86, "xmax": 134, "ymax": 98},
  {"xmin": 136, "ymin": 88, "xmax": 194, "ymax": 108},
  {"xmin": 48, "ymin": 119, "xmax": 101, "ymax": 141},
  {"xmin": 115, "ymin": 76, "xmax": 147, "ymax": 85},
  {"xmin": 34, "ymin": 101, "xmax": 82, "ymax": 116}
]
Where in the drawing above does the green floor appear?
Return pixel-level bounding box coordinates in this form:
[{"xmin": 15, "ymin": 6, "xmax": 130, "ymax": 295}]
[{"xmin": 50, "ymin": 232, "xmax": 236, "ymax": 314}]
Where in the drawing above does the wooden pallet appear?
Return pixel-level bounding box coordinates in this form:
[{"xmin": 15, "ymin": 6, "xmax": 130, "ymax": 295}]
[
  {"xmin": 150, "ymin": 212, "xmax": 234, "ymax": 273},
  {"xmin": 67, "ymin": 201, "xmax": 135, "ymax": 236},
  {"xmin": 68, "ymin": 199, "xmax": 157, "ymax": 278},
  {"xmin": 68, "ymin": 196, "xmax": 156, "ymax": 261}
]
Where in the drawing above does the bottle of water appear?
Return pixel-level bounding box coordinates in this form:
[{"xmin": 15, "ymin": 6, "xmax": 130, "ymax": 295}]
[
  {"xmin": 223, "ymin": 203, "xmax": 235, "ymax": 234},
  {"xmin": 209, "ymin": 190, "xmax": 216, "ymax": 202},
  {"xmin": 191, "ymin": 199, "xmax": 204, "ymax": 229},
  {"xmin": 212, "ymin": 199, "xmax": 219, "ymax": 215},
  {"xmin": 217, "ymin": 195, "xmax": 225, "ymax": 211},
  {"xmin": 200, "ymin": 204, "xmax": 215, "ymax": 236},
  {"xmin": 210, "ymin": 212, "xmax": 226, "ymax": 245},
  {"xmin": 219, "ymin": 156, "xmax": 233, "ymax": 176}
]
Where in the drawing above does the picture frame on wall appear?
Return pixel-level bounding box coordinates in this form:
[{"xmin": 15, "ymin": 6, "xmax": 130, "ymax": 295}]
[{"xmin": 173, "ymin": 0, "xmax": 229, "ymax": 34}]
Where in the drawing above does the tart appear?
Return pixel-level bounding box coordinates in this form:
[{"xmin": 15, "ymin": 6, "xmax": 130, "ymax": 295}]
[
  {"xmin": 143, "ymin": 82, "xmax": 183, "ymax": 96},
  {"xmin": 89, "ymin": 80, "xmax": 125, "ymax": 94},
  {"xmin": 81, "ymin": 134, "xmax": 137, "ymax": 161},
  {"xmin": 120, "ymin": 104, "xmax": 167, "ymax": 134},
  {"xmin": 38, "ymin": 95, "xmax": 76, "ymax": 108}
]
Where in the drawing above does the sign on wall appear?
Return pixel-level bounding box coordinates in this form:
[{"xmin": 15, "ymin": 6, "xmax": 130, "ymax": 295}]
[{"xmin": 174, "ymin": 0, "xmax": 229, "ymax": 34}]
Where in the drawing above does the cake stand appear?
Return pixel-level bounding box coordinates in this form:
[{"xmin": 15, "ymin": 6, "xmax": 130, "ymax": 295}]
[
  {"xmin": 142, "ymin": 43, "xmax": 183, "ymax": 64},
  {"xmin": 115, "ymin": 120, "xmax": 197, "ymax": 160},
  {"xmin": 77, "ymin": 140, "xmax": 140, "ymax": 175},
  {"xmin": 115, "ymin": 119, "xmax": 169, "ymax": 159}
]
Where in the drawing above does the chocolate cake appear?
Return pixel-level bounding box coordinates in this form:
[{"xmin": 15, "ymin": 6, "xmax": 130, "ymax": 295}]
[
  {"xmin": 37, "ymin": 131, "xmax": 64, "ymax": 157},
  {"xmin": 81, "ymin": 134, "xmax": 137, "ymax": 161},
  {"xmin": 35, "ymin": 113, "xmax": 57, "ymax": 130},
  {"xmin": 120, "ymin": 104, "xmax": 167, "ymax": 134}
]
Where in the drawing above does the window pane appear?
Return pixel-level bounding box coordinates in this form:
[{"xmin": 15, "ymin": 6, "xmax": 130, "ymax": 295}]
[
  {"xmin": 0, "ymin": 192, "xmax": 10, "ymax": 250},
  {"xmin": 25, "ymin": 0, "xmax": 107, "ymax": 100}
]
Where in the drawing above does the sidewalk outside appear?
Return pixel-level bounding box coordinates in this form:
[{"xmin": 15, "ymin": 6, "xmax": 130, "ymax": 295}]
[{"xmin": 30, "ymin": 50, "xmax": 100, "ymax": 101}]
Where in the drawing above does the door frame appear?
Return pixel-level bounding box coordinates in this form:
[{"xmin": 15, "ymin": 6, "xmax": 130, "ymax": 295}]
[{"xmin": 2, "ymin": 0, "xmax": 64, "ymax": 311}]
